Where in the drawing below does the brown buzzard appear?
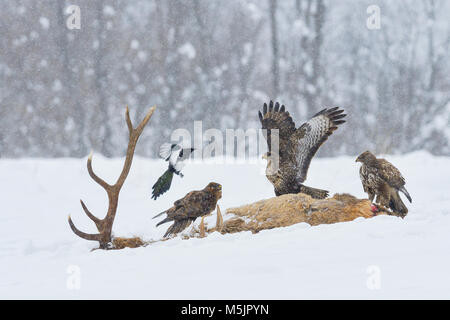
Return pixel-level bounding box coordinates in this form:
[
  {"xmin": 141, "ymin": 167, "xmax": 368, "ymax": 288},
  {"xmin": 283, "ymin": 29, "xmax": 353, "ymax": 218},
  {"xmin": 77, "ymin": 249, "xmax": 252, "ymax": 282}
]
[
  {"xmin": 356, "ymin": 151, "xmax": 412, "ymax": 217},
  {"xmin": 259, "ymin": 101, "xmax": 346, "ymax": 199},
  {"xmin": 153, "ymin": 182, "xmax": 222, "ymax": 237}
]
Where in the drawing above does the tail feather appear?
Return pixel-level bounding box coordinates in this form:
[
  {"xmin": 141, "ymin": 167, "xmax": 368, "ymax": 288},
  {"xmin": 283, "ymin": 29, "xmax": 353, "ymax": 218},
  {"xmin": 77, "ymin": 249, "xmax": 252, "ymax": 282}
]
[
  {"xmin": 163, "ymin": 218, "xmax": 195, "ymax": 238},
  {"xmin": 390, "ymin": 191, "xmax": 408, "ymax": 217},
  {"xmin": 151, "ymin": 168, "xmax": 174, "ymax": 200},
  {"xmin": 152, "ymin": 210, "xmax": 167, "ymax": 219},
  {"xmin": 299, "ymin": 185, "xmax": 329, "ymax": 199},
  {"xmin": 399, "ymin": 186, "xmax": 412, "ymax": 203},
  {"xmin": 156, "ymin": 216, "xmax": 172, "ymax": 227}
]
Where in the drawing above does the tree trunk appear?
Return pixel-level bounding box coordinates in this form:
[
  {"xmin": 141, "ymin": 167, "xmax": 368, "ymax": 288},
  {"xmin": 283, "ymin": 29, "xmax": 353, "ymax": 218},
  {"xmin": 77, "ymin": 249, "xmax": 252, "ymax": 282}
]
[{"xmin": 269, "ymin": 0, "xmax": 279, "ymax": 98}]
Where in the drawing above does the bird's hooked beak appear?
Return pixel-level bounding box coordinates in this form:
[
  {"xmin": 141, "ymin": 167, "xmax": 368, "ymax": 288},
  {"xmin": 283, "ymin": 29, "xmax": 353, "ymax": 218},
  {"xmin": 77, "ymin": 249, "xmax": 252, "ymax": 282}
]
[
  {"xmin": 355, "ymin": 156, "xmax": 361, "ymax": 163},
  {"xmin": 262, "ymin": 152, "xmax": 269, "ymax": 160}
]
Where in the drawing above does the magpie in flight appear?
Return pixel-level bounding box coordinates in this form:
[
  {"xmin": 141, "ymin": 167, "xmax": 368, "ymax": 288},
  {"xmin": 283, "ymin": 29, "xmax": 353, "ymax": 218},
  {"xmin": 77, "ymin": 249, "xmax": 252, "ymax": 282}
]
[{"xmin": 151, "ymin": 143, "xmax": 195, "ymax": 200}]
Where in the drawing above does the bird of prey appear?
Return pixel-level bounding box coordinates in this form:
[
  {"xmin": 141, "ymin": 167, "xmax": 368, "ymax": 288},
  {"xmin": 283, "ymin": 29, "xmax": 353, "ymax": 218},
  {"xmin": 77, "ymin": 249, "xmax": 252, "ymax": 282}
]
[
  {"xmin": 356, "ymin": 150, "xmax": 412, "ymax": 217},
  {"xmin": 153, "ymin": 182, "xmax": 222, "ymax": 237},
  {"xmin": 151, "ymin": 143, "xmax": 195, "ymax": 200},
  {"xmin": 259, "ymin": 101, "xmax": 346, "ymax": 199}
]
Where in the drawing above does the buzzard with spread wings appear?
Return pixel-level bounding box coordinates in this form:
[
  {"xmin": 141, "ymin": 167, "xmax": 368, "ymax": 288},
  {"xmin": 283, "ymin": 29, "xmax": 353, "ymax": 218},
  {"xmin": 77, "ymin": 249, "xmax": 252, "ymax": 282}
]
[
  {"xmin": 153, "ymin": 182, "xmax": 222, "ymax": 237},
  {"xmin": 356, "ymin": 151, "xmax": 412, "ymax": 217},
  {"xmin": 259, "ymin": 101, "xmax": 346, "ymax": 199}
]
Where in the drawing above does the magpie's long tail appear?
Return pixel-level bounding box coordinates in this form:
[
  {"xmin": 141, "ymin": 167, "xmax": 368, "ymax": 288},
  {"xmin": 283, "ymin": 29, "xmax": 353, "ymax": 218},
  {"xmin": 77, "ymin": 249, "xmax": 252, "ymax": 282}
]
[{"xmin": 151, "ymin": 168, "xmax": 174, "ymax": 200}]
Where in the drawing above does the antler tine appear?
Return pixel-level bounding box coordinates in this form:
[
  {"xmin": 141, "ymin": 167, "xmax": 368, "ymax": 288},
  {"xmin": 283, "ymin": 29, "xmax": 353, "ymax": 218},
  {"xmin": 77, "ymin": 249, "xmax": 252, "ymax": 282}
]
[
  {"xmin": 80, "ymin": 200, "xmax": 102, "ymax": 228},
  {"xmin": 135, "ymin": 106, "xmax": 156, "ymax": 136},
  {"xmin": 125, "ymin": 105, "xmax": 155, "ymax": 137},
  {"xmin": 125, "ymin": 105, "xmax": 133, "ymax": 135},
  {"xmin": 68, "ymin": 215, "xmax": 101, "ymax": 242},
  {"xmin": 87, "ymin": 152, "xmax": 112, "ymax": 191},
  {"xmin": 115, "ymin": 106, "xmax": 156, "ymax": 187}
]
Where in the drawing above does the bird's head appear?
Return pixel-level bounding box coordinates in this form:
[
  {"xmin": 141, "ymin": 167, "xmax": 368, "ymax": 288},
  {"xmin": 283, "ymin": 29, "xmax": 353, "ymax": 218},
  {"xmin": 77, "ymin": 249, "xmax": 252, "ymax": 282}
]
[
  {"xmin": 355, "ymin": 150, "xmax": 375, "ymax": 163},
  {"xmin": 206, "ymin": 182, "xmax": 222, "ymax": 199},
  {"xmin": 179, "ymin": 148, "xmax": 196, "ymax": 160}
]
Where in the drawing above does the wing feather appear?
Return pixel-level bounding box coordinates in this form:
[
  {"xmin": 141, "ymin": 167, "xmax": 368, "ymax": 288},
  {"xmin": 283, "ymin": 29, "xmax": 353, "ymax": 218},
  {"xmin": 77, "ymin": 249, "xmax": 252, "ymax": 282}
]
[
  {"xmin": 377, "ymin": 159, "xmax": 405, "ymax": 189},
  {"xmin": 159, "ymin": 143, "xmax": 180, "ymax": 161},
  {"xmin": 258, "ymin": 100, "xmax": 296, "ymax": 155},
  {"xmin": 293, "ymin": 107, "xmax": 346, "ymax": 183},
  {"xmin": 158, "ymin": 143, "xmax": 173, "ymax": 160}
]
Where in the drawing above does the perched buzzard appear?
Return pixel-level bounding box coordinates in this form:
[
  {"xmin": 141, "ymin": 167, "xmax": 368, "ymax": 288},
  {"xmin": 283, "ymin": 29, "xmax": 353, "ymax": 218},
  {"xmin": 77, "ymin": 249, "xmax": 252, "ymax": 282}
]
[
  {"xmin": 153, "ymin": 182, "xmax": 222, "ymax": 237},
  {"xmin": 356, "ymin": 151, "xmax": 412, "ymax": 217},
  {"xmin": 259, "ymin": 101, "xmax": 346, "ymax": 199},
  {"xmin": 151, "ymin": 143, "xmax": 195, "ymax": 200}
]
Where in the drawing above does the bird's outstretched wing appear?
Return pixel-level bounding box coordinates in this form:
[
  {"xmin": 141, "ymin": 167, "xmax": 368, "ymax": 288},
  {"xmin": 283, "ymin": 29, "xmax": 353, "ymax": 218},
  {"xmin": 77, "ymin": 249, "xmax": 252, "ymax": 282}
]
[
  {"xmin": 159, "ymin": 143, "xmax": 179, "ymax": 161},
  {"xmin": 293, "ymin": 107, "xmax": 346, "ymax": 183},
  {"xmin": 259, "ymin": 101, "xmax": 296, "ymax": 156}
]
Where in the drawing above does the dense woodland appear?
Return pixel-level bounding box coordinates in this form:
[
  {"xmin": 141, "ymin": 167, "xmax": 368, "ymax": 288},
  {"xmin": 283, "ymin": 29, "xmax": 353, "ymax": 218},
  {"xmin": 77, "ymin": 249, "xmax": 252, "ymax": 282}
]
[{"xmin": 0, "ymin": 0, "xmax": 449, "ymax": 158}]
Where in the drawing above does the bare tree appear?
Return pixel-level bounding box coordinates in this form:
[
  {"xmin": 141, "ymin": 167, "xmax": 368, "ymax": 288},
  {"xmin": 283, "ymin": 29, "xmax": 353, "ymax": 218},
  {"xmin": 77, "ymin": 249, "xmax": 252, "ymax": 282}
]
[
  {"xmin": 269, "ymin": 0, "xmax": 280, "ymax": 98},
  {"xmin": 55, "ymin": 0, "xmax": 86, "ymax": 157},
  {"xmin": 93, "ymin": 0, "xmax": 113, "ymax": 157},
  {"xmin": 0, "ymin": 1, "xmax": 449, "ymax": 157}
]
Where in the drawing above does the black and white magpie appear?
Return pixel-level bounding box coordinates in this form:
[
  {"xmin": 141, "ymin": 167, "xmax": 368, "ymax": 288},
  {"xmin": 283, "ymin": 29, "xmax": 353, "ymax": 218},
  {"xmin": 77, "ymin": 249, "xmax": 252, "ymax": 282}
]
[{"xmin": 151, "ymin": 143, "xmax": 195, "ymax": 200}]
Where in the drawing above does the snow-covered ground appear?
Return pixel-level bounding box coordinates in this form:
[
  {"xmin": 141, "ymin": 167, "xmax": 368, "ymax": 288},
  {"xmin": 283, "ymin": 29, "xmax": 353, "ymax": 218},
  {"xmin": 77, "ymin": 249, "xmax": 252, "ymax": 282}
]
[{"xmin": 0, "ymin": 151, "xmax": 449, "ymax": 299}]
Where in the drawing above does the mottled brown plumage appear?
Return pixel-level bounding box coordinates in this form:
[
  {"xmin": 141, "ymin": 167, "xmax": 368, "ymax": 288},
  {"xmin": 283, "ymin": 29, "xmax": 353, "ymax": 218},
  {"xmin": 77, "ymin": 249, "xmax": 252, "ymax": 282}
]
[
  {"xmin": 153, "ymin": 182, "xmax": 222, "ymax": 237},
  {"xmin": 356, "ymin": 151, "xmax": 412, "ymax": 217},
  {"xmin": 259, "ymin": 101, "xmax": 346, "ymax": 198}
]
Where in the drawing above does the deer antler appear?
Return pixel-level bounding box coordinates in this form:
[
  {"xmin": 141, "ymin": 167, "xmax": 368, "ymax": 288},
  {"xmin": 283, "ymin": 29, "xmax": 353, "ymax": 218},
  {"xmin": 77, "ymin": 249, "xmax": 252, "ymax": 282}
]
[{"xmin": 68, "ymin": 105, "xmax": 156, "ymax": 249}]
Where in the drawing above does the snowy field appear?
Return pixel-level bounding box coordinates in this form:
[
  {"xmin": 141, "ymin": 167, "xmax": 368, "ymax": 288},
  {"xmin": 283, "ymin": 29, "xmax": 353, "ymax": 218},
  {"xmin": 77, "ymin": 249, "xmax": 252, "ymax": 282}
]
[{"xmin": 1, "ymin": 151, "xmax": 449, "ymax": 299}]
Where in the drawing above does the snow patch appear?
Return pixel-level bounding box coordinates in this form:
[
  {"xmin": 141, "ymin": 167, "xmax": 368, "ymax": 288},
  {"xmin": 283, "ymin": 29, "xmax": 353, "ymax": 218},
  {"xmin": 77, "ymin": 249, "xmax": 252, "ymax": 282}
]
[
  {"xmin": 178, "ymin": 43, "xmax": 196, "ymax": 59},
  {"xmin": 39, "ymin": 17, "xmax": 50, "ymax": 30},
  {"xmin": 0, "ymin": 153, "xmax": 449, "ymax": 298}
]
